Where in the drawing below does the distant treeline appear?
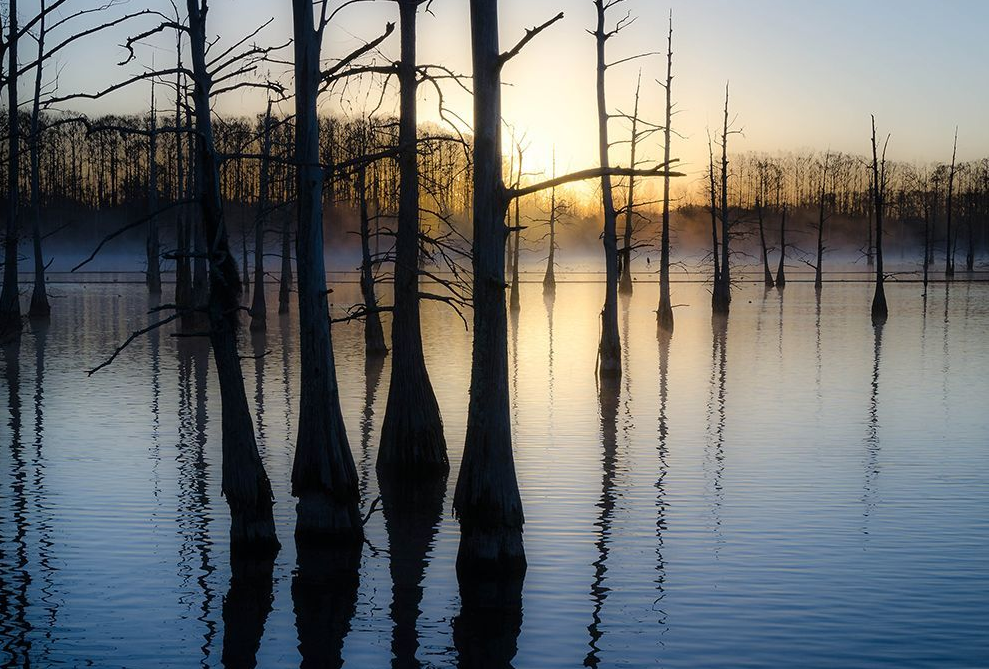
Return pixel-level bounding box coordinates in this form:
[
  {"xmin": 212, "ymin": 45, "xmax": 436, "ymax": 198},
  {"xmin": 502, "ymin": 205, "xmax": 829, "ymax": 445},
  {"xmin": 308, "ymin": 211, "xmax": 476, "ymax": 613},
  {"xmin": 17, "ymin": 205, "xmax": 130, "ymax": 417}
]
[{"xmin": 1, "ymin": 109, "xmax": 986, "ymax": 268}]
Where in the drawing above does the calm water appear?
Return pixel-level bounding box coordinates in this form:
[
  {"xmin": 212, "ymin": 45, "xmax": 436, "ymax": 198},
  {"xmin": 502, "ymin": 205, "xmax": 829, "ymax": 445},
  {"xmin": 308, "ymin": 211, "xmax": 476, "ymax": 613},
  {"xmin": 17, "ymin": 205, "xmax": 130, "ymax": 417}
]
[{"xmin": 1, "ymin": 278, "xmax": 987, "ymax": 668}]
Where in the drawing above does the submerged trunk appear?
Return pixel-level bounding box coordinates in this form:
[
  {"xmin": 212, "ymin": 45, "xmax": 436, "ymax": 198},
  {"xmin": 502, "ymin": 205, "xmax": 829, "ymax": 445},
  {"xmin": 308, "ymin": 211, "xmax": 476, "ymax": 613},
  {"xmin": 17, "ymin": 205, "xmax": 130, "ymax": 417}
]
[
  {"xmin": 542, "ymin": 183, "xmax": 557, "ymax": 294},
  {"xmin": 454, "ymin": 0, "xmax": 525, "ymax": 577},
  {"xmin": 278, "ymin": 212, "xmax": 293, "ymax": 314},
  {"xmin": 380, "ymin": 473, "xmax": 445, "ymax": 666},
  {"xmin": 509, "ymin": 199, "xmax": 521, "ymax": 311},
  {"xmin": 619, "ymin": 74, "xmax": 642, "ymax": 296},
  {"xmin": 756, "ymin": 201, "xmax": 774, "ymax": 288},
  {"xmin": 357, "ymin": 166, "xmax": 387, "ymax": 355},
  {"xmin": 712, "ymin": 86, "xmax": 731, "ymax": 315},
  {"xmin": 708, "ymin": 141, "xmax": 721, "ymax": 308},
  {"xmin": 594, "ymin": 0, "xmax": 622, "ymax": 378},
  {"xmin": 378, "ymin": 0, "xmax": 449, "ymax": 475},
  {"xmin": 250, "ymin": 106, "xmax": 272, "ymax": 332},
  {"xmin": 775, "ymin": 206, "xmax": 787, "ymax": 289},
  {"xmin": 922, "ymin": 195, "xmax": 931, "ymax": 290},
  {"xmin": 145, "ymin": 102, "xmax": 161, "ymax": 297},
  {"xmin": 187, "ymin": 0, "xmax": 279, "ymax": 554},
  {"xmin": 290, "ymin": 0, "xmax": 363, "ymax": 543},
  {"xmin": 220, "ymin": 553, "xmax": 275, "ymax": 669},
  {"xmin": 29, "ymin": 7, "xmax": 52, "ymax": 318},
  {"xmin": 1, "ymin": 0, "xmax": 22, "ymax": 341},
  {"xmin": 870, "ymin": 116, "xmax": 888, "ymax": 324},
  {"xmin": 174, "ymin": 69, "xmax": 193, "ymax": 317},
  {"xmin": 657, "ymin": 22, "xmax": 674, "ymax": 332},
  {"xmin": 293, "ymin": 543, "xmax": 361, "ymax": 668},
  {"xmin": 945, "ymin": 131, "xmax": 957, "ymax": 278}
]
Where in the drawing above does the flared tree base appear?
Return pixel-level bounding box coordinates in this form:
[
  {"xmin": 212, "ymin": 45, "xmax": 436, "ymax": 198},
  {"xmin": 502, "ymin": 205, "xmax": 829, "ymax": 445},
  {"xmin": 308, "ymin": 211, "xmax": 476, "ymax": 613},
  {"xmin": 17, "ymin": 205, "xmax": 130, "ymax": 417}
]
[{"xmin": 294, "ymin": 492, "xmax": 364, "ymax": 546}]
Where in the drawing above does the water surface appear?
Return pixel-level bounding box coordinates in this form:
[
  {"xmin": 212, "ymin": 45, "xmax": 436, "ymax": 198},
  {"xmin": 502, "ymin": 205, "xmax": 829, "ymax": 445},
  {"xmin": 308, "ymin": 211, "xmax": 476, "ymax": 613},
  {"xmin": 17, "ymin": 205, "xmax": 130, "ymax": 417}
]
[{"xmin": 1, "ymin": 279, "xmax": 987, "ymax": 668}]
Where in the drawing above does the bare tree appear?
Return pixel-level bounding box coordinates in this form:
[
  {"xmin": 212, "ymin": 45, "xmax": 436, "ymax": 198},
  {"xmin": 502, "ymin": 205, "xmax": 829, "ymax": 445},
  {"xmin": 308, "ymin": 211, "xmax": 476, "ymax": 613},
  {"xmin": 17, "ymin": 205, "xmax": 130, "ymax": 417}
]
[
  {"xmin": 711, "ymin": 84, "xmax": 733, "ymax": 314},
  {"xmin": 945, "ymin": 127, "xmax": 958, "ymax": 278},
  {"xmin": 870, "ymin": 115, "xmax": 889, "ymax": 324},
  {"xmin": 377, "ymin": 0, "xmax": 449, "ymax": 477},
  {"xmin": 656, "ymin": 14, "xmax": 675, "ymax": 331},
  {"xmin": 249, "ymin": 101, "xmax": 273, "ymax": 332},
  {"xmin": 775, "ymin": 204, "xmax": 788, "ymax": 289},
  {"xmin": 1, "ymin": 0, "xmax": 22, "ymax": 340},
  {"xmin": 290, "ymin": 0, "xmax": 390, "ymax": 542}
]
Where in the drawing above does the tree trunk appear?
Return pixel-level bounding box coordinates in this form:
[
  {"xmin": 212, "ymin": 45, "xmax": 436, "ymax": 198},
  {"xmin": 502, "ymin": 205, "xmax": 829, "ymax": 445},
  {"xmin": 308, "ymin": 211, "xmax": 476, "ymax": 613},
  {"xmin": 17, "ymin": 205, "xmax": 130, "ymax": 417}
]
[
  {"xmin": 278, "ymin": 209, "xmax": 293, "ymax": 314},
  {"xmin": 542, "ymin": 162, "xmax": 557, "ymax": 295},
  {"xmin": 509, "ymin": 202, "xmax": 521, "ymax": 311},
  {"xmin": 657, "ymin": 22, "xmax": 675, "ymax": 332},
  {"xmin": 708, "ymin": 140, "xmax": 721, "ymax": 309},
  {"xmin": 357, "ymin": 166, "xmax": 387, "ymax": 355},
  {"xmin": 594, "ymin": 0, "xmax": 622, "ymax": 378},
  {"xmin": 145, "ymin": 97, "xmax": 162, "ymax": 297},
  {"xmin": 619, "ymin": 73, "xmax": 641, "ymax": 296},
  {"xmin": 1, "ymin": 0, "xmax": 22, "ymax": 341},
  {"xmin": 250, "ymin": 105, "xmax": 272, "ymax": 332},
  {"xmin": 290, "ymin": 0, "xmax": 363, "ymax": 543},
  {"xmin": 29, "ymin": 3, "xmax": 52, "ymax": 318},
  {"xmin": 775, "ymin": 206, "xmax": 787, "ymax": 289},
  {"xmin": 378, "ymin": 0, "xmax": 449, "ymax": 475},
  {"xmin": 454, "ymin": 0, "xmax": 525, "ymax": 577},
  {"xmin": 870, "ymin": 116, "xmax": 888, "ymax": 324},
  {"xmin": 174, "ymin": 69, "xmax": 193, "ymax": 318},
  {"xmin": 712, "ymin": 88, "xmax": 731, "ymax": 315},
  {"xmin": 756, "ymin": 201, "xmax": 774, "ymax": 288},
  {"xmin": 945, "ymin": 130, "xmax": 957, "ymax": 278},
  {"xmin": 187, "ymin": 0, "xmax": 279, "ymax": 554}
]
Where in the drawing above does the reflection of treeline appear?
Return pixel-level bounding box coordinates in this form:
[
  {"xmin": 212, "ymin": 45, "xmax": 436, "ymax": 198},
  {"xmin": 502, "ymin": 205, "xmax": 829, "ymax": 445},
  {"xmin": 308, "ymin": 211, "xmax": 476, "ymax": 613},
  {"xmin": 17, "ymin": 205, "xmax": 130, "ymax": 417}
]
[{"xmin": 0, "ymin": 111, "xmax": 473, "ymax": 243}]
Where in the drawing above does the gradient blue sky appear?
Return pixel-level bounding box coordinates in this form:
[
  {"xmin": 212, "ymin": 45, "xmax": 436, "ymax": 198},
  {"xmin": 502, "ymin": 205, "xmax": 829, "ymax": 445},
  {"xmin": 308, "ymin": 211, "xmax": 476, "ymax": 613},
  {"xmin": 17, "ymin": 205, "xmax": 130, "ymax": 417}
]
[{"xmin": 30, "ymin": 0, "xmax": 989, "ymax": 185}]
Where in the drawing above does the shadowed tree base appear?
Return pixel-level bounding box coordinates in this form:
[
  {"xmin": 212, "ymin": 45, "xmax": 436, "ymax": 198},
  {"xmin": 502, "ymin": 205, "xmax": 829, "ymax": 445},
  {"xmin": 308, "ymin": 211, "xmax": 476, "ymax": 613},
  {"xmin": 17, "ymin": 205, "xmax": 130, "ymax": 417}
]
[
  {"xmin": 221, "ymin": 551, "xmax": 275, "ymax": 669},
  {"xmin": 871, "ymin": 285, "xmax": 888, "ymax": 324},
  {"xmin": 294, "ymin": 492, "xmax": 364, "ymax": 545},
  {"xmin": 293, "ymin": 541, "xmax": 362, "ymax": 669},
  {"xmin": 29, "ymin": 284, "xmax": 50, "ymax": 320},
  {"xmin": 657, "ymin": 297, "xmax": 674, "ymax": 333},
  {"xmin": 711, "ymin": 286, "xmax": 730, "ymax": 316},
  {"xmin": 380, "ymin": 470, "xmax": 445, "ymax": 666},
  {"xmin": 456, "ymin": 525, "xmax": 526, "ymax": 580},
  {"xmin": 453, "ymin": 570, "xmax": 524, "ymax": 669},
  {"xmin": 597, "ymin": 328, "xmax": 621, "ymax": 379},
  {"xmin": 377, "ymin": 363, "xmax": 449, "ymax": 474}
]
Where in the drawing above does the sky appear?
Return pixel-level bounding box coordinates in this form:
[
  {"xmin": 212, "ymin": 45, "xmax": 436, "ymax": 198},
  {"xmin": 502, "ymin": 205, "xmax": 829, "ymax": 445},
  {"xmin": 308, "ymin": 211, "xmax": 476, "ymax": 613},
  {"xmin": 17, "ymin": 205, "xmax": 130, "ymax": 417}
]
[{"xmin": 24, "ymin": 0, "xmax": 989, "ymax": 192}]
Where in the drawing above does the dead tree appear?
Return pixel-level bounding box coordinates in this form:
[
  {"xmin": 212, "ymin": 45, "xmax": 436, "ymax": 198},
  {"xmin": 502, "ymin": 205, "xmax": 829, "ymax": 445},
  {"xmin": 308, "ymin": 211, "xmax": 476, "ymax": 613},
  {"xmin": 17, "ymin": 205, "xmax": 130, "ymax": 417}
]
[
  {"xmin": 812, "ymin": 151, "xmax": 831, "ymax": 291},
  {"xmin": 249, "ymin": 101, "xmax": 273, "ymax": 332},
  {"xmin": 945, "ymin": 128, "xmax": 958, "ymax": 278},
  {"xmin": 377, "ymin": 0, "xmax": 449, "ymax": 477},
  {"xmin": 708, "ymin": 136, "xmax": 721, "ymax": 297},
  {"xmin": 775, "ymin": 204, "xmax": 787, "ymax": 289},
  {"xmin": 618, "ymin": 71, "xmax": 642, "ymax": 295},
  {"xmin": 27, "ymin": 0, "xmax": 52, "ymax": 316},
  {"xmin": 592, "ymin": 0, "xmax": 624, "ymax": 377},
  {"xmin": 870, "ymin": 115, "xmax": 889, "ymax": 324},
  {"xmin": 356, "ymin": 158, "xmax": 388, "ymax": 354},
  {"xmin": 754, "ymin": 162, "xmax": 774, "ymax": 288},
  {"xmin": 711, "ymin": 84, "xmax": 732, "ymax": 314},
  {"xmin": 539, "ymin": 148, "xmax": 566, "ymax": 294},
  {"xmin": 656, "ymin": 14, "xmax": 675, "ymax": 331},
  {"xmin": 509, "ymin": 138, "xmax": 524, "ymax": 311},
  {"xmin": 1, "ymin": 0, "xmax": 22, "ymax": 340},
  {"xmin": 291, "ymin": 0, "xmax": 393, "ymax": 542},
  {"xmin": 145, "ymin": 84, "xmax": 161, "ymax": 296},
  {"xmin": 455, "ymin": 0, "xmax": 679, "ymax": 576}
]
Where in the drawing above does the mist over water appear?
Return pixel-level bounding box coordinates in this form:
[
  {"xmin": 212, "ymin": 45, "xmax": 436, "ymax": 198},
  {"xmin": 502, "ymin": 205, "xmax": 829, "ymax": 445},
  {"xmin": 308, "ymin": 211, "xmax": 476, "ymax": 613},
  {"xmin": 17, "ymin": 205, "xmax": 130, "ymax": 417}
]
[{"xmin": 1, "ymin": 278, "xmax": 987, "ymax": 667}]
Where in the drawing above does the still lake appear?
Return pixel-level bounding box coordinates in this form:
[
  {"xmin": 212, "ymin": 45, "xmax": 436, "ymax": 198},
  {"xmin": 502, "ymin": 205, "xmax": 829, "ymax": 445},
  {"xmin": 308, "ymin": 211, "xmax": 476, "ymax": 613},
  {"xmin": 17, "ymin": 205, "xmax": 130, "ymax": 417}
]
[{"xmin": 1, "ymin": 277, "xmax": 987, "ymax": 668}]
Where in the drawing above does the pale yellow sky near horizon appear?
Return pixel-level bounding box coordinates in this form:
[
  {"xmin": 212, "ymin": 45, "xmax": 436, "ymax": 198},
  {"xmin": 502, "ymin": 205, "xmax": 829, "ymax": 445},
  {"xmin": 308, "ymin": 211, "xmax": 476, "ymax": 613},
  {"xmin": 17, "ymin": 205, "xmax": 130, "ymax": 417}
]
[{"xmin": 23, "ymin": 0, "xmax": 989, "ymax": 200}]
